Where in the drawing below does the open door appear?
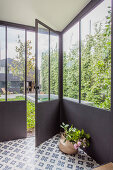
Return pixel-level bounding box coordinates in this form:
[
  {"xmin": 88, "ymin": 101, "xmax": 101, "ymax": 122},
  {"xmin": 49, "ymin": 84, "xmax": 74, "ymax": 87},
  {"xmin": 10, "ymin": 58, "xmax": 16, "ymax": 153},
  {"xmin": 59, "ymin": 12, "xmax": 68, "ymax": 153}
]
[{"xmin": 35, "ymin": 20, "xmax": 60, "ymax": 146}]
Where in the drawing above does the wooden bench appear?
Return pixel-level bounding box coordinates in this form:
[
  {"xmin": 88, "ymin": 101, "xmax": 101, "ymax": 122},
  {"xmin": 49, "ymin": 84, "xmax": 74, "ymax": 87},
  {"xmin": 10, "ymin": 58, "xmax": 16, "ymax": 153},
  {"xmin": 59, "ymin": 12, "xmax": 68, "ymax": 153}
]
[{"xmin": 1, "ymin": 88, "xmax": 13, "ymax": 94}]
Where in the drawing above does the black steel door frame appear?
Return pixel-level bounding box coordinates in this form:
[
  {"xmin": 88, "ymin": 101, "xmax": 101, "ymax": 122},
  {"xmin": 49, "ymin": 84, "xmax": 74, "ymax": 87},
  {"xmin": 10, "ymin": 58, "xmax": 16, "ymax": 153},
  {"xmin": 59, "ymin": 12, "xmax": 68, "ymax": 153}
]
[
  {"xmin": 0, "ymin": 21, "xmax": 35, "ymax": 103},
  {"xmin": 35, "ymin": 19, "xmax": 61, "ymax": 146},
  {"xmin": 0, "ymin": 22, "xmax": 34, "ymax": 141},
  {"xmin": 0, "ymin": 0, "xmax": 112, "ymax": 146}
]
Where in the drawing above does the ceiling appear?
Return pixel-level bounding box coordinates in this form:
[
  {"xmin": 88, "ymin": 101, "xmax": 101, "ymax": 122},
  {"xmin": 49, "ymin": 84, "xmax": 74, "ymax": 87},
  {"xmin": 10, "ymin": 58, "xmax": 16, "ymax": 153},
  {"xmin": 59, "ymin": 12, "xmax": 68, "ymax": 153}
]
[{"xmin": 0, "ymin": 0, "xmax": 91, "ymax": 31}]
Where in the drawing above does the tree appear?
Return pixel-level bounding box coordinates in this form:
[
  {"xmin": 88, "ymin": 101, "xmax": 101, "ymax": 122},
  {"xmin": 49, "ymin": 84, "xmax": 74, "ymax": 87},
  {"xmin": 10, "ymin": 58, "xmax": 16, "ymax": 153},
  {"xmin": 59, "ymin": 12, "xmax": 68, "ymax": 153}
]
[
  {"xmin": 41, "ymin": 7, "xmax": 111, "ymax": 110},
  {"xmin": 50, "ymin": 46, "xmax": 58, "ymax": 95},
  {"xmin": 40, "ymin": 44, "xmax": 59, "ymax": 96},
  {"xmin": 10, "ymin": 36, "xmax": 35, "ymax": 81},
  {"xmin": 9, "ymin": 36, "xmax": 35, "ymax": 93}
]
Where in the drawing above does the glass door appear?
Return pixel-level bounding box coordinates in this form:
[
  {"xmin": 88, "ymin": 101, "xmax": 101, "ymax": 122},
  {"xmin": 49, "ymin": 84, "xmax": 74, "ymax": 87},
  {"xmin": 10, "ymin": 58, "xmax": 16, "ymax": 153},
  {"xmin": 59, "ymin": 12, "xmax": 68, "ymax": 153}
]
[
  {"xmin": 0, "ymin": 25, "xmax": 27, "ymax": 142},
  {"xmin": 35, "ymin": 20, "xmax": 60, "ymax": 146}
]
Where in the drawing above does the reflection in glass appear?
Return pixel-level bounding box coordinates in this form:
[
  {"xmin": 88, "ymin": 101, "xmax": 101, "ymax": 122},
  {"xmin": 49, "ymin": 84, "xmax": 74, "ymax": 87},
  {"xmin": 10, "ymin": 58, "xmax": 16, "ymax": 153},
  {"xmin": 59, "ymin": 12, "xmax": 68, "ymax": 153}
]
[
  {"xmin": 63, "ymin": 23, "xmax": 79, "ymax": 102},
  {"xmin": 38, "ymin": 25, "xmax": 49, "ymax": 102},
  {"xmin": 0, "ymin": 26, "xmax": 5, "ymax": 101},
  {"xmin": 81, "ymin": 0, "xmax": 111, "ymax": 110},
  {"xmin": 7, "ymin": 27, "xmax": 25, "ymax": 101},
  {"xmin": 50, "ymin": 31, "xmax": 59, "ymax": 100}
]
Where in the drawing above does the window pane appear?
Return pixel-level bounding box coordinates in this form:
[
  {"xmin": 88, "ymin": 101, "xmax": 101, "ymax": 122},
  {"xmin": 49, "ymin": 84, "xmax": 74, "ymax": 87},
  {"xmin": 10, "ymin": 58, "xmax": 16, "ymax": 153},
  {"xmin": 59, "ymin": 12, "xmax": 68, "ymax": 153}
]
[
  {"xmin": 81, "ymin": 0, "xmax": 111, "ymax": 110},
  {"xmin": 0, "ymin": 26, "xmax": 5, "ymax": 101},
  {"xmin": 63, "ymin": 23, "xmax": 79, "ymax": 102},
  {"xmin": 7, "ymin": 28, "xmax": 25, "ymax": 101},
  {"xmin": 27, "ymin": 31, "xmax": 35, "ymax": 98},
  {"xmin": 50, "ymin": 31, "xmax": 59, "ymax": 100},
  {"xmin": 38, "ymin": 25, "xmax": 49, "ymax": 102}
]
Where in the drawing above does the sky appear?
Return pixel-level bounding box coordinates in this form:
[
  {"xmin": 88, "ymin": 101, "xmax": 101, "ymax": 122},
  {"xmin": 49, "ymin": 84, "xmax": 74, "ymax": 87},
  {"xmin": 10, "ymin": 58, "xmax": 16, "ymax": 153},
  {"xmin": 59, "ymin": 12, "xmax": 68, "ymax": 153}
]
[
  {"xmin": 63, "ymin": 0, "xmax": 111, "ymax": 54},
  {"xmin": 0, "ymin": 27, "xmax": 58, "ymax": 69}
]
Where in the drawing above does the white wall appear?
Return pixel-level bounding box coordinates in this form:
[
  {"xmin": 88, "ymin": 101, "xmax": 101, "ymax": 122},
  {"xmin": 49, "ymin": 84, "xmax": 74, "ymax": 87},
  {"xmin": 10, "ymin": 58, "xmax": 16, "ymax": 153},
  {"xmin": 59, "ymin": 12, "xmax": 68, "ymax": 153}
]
[{"xmin": 0, "ymin": 0, "xmax": 90, "ymax": 31}]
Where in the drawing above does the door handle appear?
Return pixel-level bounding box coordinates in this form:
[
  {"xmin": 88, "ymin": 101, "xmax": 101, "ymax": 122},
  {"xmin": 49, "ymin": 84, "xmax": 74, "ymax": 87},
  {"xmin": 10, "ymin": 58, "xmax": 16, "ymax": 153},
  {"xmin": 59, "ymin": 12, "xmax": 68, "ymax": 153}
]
[{"xmin": 34, "ymin": 86, "xmax": 39, "ymax": 90}]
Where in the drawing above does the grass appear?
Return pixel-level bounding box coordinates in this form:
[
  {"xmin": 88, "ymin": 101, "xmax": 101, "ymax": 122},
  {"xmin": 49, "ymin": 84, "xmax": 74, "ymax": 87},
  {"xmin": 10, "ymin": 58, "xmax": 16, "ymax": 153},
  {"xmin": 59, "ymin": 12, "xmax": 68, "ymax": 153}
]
[
  {"xmin": 0, "ymin": 96, "xmax": 25, "ymax": 101},
  {"xmin": 27, "ymin": 100, "xmax": 35, "ymax": 131}
]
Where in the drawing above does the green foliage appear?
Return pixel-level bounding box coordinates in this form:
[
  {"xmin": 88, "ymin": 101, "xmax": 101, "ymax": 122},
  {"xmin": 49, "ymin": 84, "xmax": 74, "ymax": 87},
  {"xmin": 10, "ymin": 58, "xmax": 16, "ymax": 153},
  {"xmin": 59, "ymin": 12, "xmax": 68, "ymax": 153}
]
[
  {"xmin": 50, "ymin": 49, "xmax": 58, "ymax": 95},
  {"xmin": 41, "ymin": 46, "xmax": 58, "ymax": 95},
  {"xmin": 63, "ymin": 45, "xmax": 79, "ymax": 100},
  {"xmin": 0, "ymin": 98, "xmax": 6, "ymax": 101},
  {"xmin": 63, "ymin": 7, "xmax": 111, "ymax": 110},
  {"xmin": 61, "ymin": 123, "xmax": 90, "ymax": 147},
  {"xmin": 7, "ymin": 96, "xmax": 24, "ymax": 101},
  {"xmin": 9, "ymin": 38, "xmax": 35, "ymax": 82},
  {"xmin": 40, "ymin": 8, "xmax": 111, "ymax": 111},
  {"xmin": 27, "ymin": 100, "xmax": 35, "ymax": 130},
  {"xmin": 81, "ymin": 8, "xmax": 111, "ymax": 110},
  {"xmin": 41, "ymin": 52, "xmax": 49, "ymax": 94}
]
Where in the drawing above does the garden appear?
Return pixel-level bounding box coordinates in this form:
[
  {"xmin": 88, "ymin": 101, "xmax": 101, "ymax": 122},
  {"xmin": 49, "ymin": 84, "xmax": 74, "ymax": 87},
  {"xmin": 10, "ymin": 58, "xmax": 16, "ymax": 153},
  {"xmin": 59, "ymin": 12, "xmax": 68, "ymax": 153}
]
[{"xmin": 0, "ymin": 5, "xmax": 111, "ymax": 132}]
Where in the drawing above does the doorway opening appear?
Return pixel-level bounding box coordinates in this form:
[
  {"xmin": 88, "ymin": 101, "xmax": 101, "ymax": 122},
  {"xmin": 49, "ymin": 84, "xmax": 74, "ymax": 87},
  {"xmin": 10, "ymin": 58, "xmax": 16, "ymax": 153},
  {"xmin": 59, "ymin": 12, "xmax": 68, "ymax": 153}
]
[
  {"xmin": 26, "ymin": 24, "xmax": 59, "ymax": 137},
  {"xmin": 26, "ymin": 31, "xmax": 35, "ymax": 137}
]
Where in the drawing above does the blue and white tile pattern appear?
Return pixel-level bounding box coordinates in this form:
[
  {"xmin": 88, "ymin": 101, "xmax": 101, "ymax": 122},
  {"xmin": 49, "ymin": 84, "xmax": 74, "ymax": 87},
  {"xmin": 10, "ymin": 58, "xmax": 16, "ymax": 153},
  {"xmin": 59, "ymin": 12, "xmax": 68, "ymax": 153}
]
[{"xmin": 0, "ymin": 134, "xmax": 98, "ymax": 170}]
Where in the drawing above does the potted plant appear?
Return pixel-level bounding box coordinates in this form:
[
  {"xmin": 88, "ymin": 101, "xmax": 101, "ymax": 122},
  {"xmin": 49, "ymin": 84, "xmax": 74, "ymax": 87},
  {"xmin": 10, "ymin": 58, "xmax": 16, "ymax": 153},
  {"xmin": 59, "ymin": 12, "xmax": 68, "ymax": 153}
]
[{"xmin": 59, "ymin": 122, "xmax": 90, "ymax": 155}]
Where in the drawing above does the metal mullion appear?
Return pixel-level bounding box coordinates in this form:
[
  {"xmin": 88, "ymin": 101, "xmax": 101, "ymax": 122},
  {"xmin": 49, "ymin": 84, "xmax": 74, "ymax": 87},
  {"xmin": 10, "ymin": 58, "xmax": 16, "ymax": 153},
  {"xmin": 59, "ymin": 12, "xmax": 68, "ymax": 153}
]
[
  {"xmin": 35, "ymin": 19, "xmax": 38, "ymax": 105},
  {"xmin": 111, "ymin": 0, "xmax": 113, "ymax": 111},
  {"xmin": 49, "ymin": 30, "xmax": 50, "ymax": 101},
  {"xmin": 0, "ymin": 20, "xmax": 35, "ymax": 32},
  {"xmin": 25, "ymin": 30, "xmax": 27, "ymax": 102},
  {"xmin": 36, "ymin": 19, "xmax": 59, "ymax": 34},
  {"xmin": 59, "ymin": 33, "xmax": 63, "ymax": 100},
  {"xmin": 79, "ymin": 21, "xmax": 81, "ymax": 103},
  {"xmin": 5, "ymin": 26, "xmax": 7, "ymax": 101},
  {"xmin": 62, "ymin": 0, "xmax": 104, "ymax": 34},
  {"xmin": 35, "ymin": 19, "xmax": 38, "ymax": 146}
]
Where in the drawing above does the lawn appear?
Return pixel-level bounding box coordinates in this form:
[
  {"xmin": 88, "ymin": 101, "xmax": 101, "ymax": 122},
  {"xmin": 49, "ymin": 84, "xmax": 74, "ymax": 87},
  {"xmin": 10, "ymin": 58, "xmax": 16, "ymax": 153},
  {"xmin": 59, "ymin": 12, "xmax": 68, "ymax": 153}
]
[{"xmin": 27, "ymin": 100, "xmax": 35, "ymax": 131}]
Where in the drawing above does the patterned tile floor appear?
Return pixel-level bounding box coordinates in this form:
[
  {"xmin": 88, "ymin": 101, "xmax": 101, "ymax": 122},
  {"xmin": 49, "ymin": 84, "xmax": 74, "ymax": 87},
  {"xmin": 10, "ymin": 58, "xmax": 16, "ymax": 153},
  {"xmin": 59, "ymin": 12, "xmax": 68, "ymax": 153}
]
[{"xmin": 0, "ymin": 134, "xmax": 98, "ymax": 170}]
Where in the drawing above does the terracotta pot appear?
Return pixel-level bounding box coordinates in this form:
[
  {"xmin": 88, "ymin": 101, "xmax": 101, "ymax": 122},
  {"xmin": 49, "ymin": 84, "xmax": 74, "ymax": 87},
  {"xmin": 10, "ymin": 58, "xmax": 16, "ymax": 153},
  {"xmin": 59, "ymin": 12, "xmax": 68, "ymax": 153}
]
[{"xmin": 59, "ymin": 134, "xmax": 78, "ymax": 155}]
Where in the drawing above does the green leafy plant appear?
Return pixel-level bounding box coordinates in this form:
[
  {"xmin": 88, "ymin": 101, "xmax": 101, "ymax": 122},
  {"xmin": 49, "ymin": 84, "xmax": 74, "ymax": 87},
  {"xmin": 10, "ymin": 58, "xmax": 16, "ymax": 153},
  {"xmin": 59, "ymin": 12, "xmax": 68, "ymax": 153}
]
[
  {"xmin": 40, "ymin": 7, "xmax": 111, "ymax": 111},
  {"xmin": 27, "ymin": 100, "xmax": 35, "ymax": 130},
  {"xmin": 61, "ymin": 122, "xmax": 90, "ymax": 149}
]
